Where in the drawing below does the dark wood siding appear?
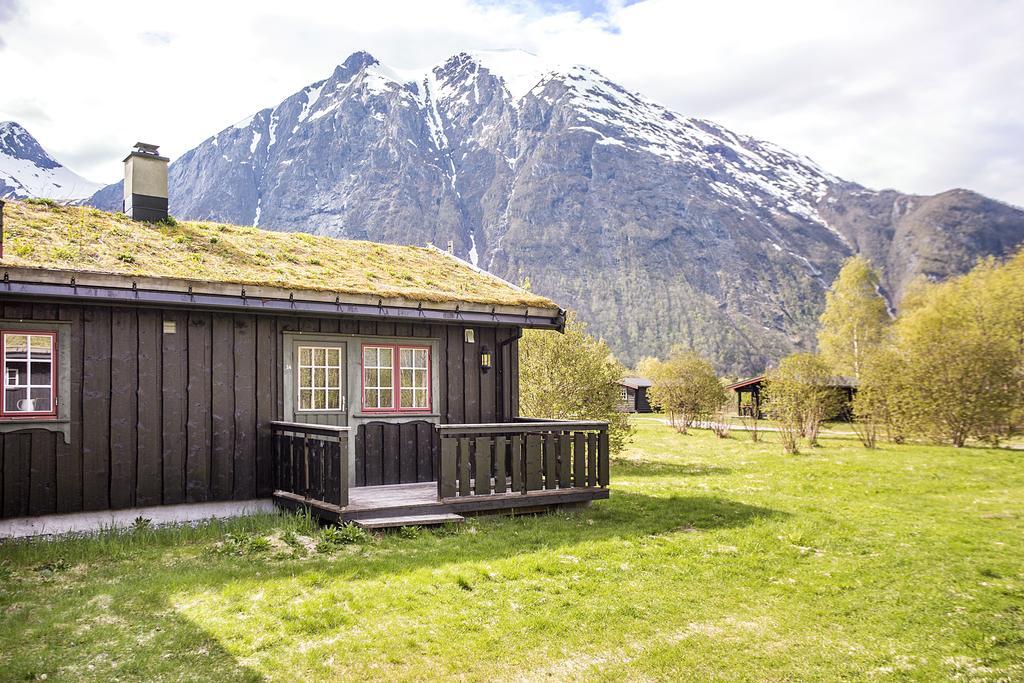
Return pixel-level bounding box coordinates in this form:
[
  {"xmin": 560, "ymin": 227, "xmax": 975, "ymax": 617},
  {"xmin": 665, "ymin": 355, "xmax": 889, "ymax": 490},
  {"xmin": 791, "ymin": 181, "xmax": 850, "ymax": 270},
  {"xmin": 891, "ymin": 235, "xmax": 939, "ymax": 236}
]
[
  {"xmin": 355, "ymin": 420, "xmax": 437, "ymax": 486},
  {"xmin": 0, "ymin": 302, "xmax": 522, "ymax": 518}
]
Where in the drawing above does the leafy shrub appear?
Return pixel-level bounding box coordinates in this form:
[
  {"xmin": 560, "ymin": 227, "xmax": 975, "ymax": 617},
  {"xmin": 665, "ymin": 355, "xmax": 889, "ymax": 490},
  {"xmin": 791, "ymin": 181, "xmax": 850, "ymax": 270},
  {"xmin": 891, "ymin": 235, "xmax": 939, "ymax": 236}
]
[
  {"xmin": 24, "ymin": 197, "xmax": 57, "ymax": 207},
  {"xmin": 162, "ymin": 215, "xmax": 179, "ymax": 227},
  {"xmin": 219, "ymin": 532, "xmax": 271, "ymax": 555},
  {"xmin": 35, "ymin": 558, "xmax": 70, "ymax": 576},
  {"xmin": 116, "ymin": 252, "xmax": 136, "ymax": 264},
  {"xmin": 398, "ymin": 525, "xmax": 421, "ymax": 539},
  {"xmin": 316, "ymin": 523, "xmax": 369, "ymax": 552}
]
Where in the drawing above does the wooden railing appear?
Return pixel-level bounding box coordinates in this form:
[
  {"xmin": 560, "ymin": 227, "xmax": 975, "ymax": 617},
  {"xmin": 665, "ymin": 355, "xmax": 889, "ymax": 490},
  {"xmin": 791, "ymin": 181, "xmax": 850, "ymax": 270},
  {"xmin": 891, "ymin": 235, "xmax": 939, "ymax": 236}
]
[
  {"xmin": 271, "ymin": 421, "xmax": 349, "ymax": 508},
  {"xmin": 436, "ymin": 420, "xmax": 609, "ymax": 499}
]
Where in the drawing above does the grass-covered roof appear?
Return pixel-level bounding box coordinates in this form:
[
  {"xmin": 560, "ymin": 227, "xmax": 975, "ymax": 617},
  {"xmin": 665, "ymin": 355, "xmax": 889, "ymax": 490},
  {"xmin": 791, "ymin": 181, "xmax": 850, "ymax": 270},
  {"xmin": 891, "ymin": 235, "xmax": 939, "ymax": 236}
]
[{"xmin": 0, "ymin": 200, "xmax": 556, "ymax": 309}]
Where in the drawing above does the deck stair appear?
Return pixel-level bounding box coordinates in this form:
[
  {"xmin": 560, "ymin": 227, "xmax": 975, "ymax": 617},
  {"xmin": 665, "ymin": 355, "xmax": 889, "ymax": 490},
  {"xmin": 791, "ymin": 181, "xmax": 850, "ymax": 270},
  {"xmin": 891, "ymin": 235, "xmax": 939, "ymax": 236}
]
[{"xmin": 353, "ymin": 512, "xmax": 464, "ymax": 530}]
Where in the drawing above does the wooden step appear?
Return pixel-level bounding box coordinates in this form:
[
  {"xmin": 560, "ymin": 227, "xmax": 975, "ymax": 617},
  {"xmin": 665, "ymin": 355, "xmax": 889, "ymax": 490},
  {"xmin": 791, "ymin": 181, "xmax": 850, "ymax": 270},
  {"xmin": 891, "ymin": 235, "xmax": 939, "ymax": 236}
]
[{"xmin": 353, "ymin": 512, "xmax": 465, "ymax": 530}]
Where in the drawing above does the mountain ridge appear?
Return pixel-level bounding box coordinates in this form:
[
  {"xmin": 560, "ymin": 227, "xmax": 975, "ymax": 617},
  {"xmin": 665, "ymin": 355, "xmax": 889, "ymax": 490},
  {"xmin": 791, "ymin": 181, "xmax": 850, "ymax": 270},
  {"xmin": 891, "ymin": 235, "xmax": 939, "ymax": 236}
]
[
  {"xmin": 0, "ymin": 121, "xmax": 102, "ymax": 201},
  {"xmin": 84, "ymin": 49, "xmax": 1024, "ymax": 373}
]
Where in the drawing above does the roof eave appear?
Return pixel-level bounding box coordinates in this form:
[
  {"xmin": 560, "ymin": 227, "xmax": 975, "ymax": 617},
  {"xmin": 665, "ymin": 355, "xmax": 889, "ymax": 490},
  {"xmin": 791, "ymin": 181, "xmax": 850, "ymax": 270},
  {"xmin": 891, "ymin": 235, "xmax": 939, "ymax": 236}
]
[{"xmin": 0, "ymin": 266, "xmax": 565, "ymax": 330}]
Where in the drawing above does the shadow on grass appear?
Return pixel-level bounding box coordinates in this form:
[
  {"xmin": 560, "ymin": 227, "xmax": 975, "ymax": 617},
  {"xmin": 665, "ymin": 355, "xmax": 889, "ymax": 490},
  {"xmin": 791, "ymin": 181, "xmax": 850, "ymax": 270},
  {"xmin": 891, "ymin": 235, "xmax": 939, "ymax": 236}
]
[
  {"xmin": 197, "ymin": 491, "xmax": 782, "ymax": 587},
  {"xmin": 0, "ymin": 583, "xmax": 264, "ymax": 682}
]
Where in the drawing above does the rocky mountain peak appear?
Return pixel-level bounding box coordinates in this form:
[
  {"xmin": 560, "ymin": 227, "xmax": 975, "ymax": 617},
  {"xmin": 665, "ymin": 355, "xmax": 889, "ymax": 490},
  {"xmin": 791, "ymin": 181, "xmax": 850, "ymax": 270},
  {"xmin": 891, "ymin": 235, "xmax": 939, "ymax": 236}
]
[
  {"xmin": 0, "ymin": 121, "xmax": 61, "ymax": 170},
  {"xmin": 83, "ymin": 52, "xmax": 1024, "ymax": 373},
  {"xmin": 0, "ymin": 121, "xmax": 102, "ymax": 200}
]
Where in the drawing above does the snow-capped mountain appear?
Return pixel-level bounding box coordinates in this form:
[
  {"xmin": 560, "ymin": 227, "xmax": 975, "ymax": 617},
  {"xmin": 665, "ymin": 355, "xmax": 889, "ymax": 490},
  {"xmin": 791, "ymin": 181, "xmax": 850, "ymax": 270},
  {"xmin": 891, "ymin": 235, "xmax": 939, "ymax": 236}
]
[
  {"xmin": 0, "ymin": 122, "xmax": 102, "ymax": 201},
  {"xmin": 87, "ymin": 50, "xmax": 1024, "ymax": 373}
]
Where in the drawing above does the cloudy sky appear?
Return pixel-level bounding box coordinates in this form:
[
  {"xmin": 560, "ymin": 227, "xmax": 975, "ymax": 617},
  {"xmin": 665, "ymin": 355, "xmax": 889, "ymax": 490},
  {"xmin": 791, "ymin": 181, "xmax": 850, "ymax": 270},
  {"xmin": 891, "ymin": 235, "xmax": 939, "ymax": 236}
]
[{"xmin": 1, "ymin": 0, "xmax": 1021, "ymax": 204}]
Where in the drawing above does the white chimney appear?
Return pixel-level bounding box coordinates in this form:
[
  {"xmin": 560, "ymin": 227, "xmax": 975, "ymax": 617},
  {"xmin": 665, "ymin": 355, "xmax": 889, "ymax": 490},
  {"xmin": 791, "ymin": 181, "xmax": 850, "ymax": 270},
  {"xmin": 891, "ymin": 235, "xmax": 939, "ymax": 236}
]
[{"xmin": 123, "ymin": 142, "xmax": 169, "ymax": 221}]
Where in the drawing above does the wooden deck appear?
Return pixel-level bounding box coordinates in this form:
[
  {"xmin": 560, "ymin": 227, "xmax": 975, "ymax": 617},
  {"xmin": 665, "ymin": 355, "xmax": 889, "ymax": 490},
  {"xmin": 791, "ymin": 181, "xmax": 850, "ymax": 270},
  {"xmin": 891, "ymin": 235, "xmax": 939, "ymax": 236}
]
[{"xmin": 273, "ymin": 480, "xmax": 608, "ymax": 525}]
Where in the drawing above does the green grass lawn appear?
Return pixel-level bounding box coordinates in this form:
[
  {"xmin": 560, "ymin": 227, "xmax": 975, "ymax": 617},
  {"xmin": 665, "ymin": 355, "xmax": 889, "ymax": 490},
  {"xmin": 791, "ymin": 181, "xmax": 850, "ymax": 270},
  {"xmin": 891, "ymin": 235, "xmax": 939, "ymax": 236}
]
[{"xmin": 2, "ymin": 421, "xmax": 1022, "ymax": 681}]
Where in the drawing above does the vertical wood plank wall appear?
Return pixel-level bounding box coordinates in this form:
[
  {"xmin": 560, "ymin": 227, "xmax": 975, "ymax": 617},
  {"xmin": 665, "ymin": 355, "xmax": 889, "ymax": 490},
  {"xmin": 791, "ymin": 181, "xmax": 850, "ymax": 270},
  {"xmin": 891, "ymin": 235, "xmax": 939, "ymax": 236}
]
[{"xmin": 0, "ymin": 301, "xmax": 520, "ymax": 518}]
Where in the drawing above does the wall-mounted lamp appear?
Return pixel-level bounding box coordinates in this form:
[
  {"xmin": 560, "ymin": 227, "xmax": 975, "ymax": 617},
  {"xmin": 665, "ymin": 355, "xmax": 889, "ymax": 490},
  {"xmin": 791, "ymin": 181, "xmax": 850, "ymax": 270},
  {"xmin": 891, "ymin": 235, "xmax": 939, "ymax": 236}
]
[
  {"xmin": 480, "ymin": 345, "xmax": 492, "ymax": 373},
  {"xmin": 464, "ymin": 328, "xmax": 475, "ymax": 344}
]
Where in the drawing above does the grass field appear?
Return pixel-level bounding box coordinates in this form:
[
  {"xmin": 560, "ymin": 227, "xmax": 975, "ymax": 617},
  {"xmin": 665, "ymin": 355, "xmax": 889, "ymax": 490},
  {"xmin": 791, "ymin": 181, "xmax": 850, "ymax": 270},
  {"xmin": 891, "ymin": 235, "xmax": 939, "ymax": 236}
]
[{"xmin": 1, "ymin": 420, "xmax": 1022, "ymax": 681}]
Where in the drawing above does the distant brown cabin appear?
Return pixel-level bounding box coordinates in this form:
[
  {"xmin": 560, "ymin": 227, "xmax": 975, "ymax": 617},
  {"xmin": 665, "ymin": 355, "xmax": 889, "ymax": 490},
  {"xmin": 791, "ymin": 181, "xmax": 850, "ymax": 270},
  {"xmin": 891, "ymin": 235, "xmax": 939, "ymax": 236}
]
[
  {"xmin": 726, "ymin": 374, "xmax": 857, "ymax": 420},
  {"xmin": 617, "ymin": 377, "xmax": 653, "ymax": 413}
]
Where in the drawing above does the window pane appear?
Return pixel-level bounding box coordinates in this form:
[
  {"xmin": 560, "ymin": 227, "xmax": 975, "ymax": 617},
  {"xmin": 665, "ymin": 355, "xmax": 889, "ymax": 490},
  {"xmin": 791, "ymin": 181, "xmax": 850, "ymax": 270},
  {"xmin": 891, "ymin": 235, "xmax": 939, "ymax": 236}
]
[
  {"xmin": 327, "ymin": 390, "xmax": 340, "ymax": 410},
  {"xmin": 364, "ymin": 368, "xmax": 378, "ymax": 388},
  {"xmin": 299, "ymin": 389, "xmax": 312, "ymax": 410},
  {"xmin": 413, "ymin": 348, "xmax": 427, "ymax": 368},
  {"xmin": 363, "ymin": 347, "xmax": 376, "ymax": 366},
  {"xmin": 28, "ymin": 387, "xmax": 52, "ymax": 412},
  {"xmin": 379, "ymin": 368, "xmax": 392, "ymax": 388},
  {"xmin": 400, "ymin": 348, "xmax": 412, "ymax": 367},
  {"xmin": 299, "ymin": 367, "xmax": 312, "ymax": 388},
  {"xmin": 327, "ymin": 368, "xmax": 340, "ymax": 388},
  {"xmin": 327, "ymin": 348, "xmax": 340, "ymax": 366},
  {"xmin": 6, "ymin": 361, "xmax": 27, "ymax": 386},
  {"xmin": 29, "ymin": 336, "xmax": 52, "ymax": 360},
  {"xmin": 5, "ymin": 335, "xmax": 27, "ymax": 360},
  {"xmin": 314, "ymin": 390, "xmax": 326, "ymax": 410},
  {"xmin": 5, "ymin": 386, "xmax": 29, "ymax": 412},
  {"xmin": 379, "ymin": 389, "xmax": 392, "ymax": 408},
  {"xmin": 400, "ymin": 368, "xmax": 413, "ymax": 388},
  {"xmin": 364, "ymin": 389, "xmax": 378, "ymax": 408},
  {"xmin": 379, "ymin": 349, "xmax": 393, "ymax": 369},
  {"xmin": 299, "ymin": 347, "xmax": 312, "ymax": 366},
  {"xmin": 413, "ymin": 389, "xmax": 427, "ymax": 408},
  {"xmin": 30, "ymin": 362, "xmax": 52, "ymax": 387},
  {"xmin": 400, "ymin": 388, "xmax": 413, "ymax": 407},
  {"xmin": 313, "ymin": 348, "xmax": 326, "ymax": 365},
  {"xmin": 413, "ymin": 369, "xmax": 427, "ymax": 389},
  {"xmin": 314, "ymin": 368, "xmax": 326, "ymax": 388}
]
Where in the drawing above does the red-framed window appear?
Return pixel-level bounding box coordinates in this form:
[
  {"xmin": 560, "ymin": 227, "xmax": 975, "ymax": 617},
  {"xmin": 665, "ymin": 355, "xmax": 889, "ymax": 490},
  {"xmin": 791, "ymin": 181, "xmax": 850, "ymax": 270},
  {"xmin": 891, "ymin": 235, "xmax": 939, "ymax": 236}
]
[
  {"xmin": 1, "ymin": 331, "xmax": 58, "ymax": 419},
  {"xmin": 361, "ymin": 344, "xmax": 431, "ymax": 412}
]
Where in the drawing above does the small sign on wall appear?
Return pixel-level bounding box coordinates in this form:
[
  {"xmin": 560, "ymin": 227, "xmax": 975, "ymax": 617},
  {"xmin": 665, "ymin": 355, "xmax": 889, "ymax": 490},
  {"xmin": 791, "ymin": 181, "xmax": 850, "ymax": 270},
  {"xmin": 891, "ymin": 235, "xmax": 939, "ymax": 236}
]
[{"xmin": 163, "ymin": 320, "xmax": 177, "ymax": 334}]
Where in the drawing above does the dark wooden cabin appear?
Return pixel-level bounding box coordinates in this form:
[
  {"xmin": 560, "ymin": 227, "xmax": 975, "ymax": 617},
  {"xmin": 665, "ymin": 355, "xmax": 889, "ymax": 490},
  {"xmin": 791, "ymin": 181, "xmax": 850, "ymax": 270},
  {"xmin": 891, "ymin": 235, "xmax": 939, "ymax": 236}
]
[
  {"xmin": 0, "ymin": 194, "xmax": 609, "ymax": 531},
  {"xmin": 726, "ymin": 374, "xmax": 857, "ymax": 420},
  {"xmin": 617, "ymin": 377, "xmax": 653, "ymax": 413}
]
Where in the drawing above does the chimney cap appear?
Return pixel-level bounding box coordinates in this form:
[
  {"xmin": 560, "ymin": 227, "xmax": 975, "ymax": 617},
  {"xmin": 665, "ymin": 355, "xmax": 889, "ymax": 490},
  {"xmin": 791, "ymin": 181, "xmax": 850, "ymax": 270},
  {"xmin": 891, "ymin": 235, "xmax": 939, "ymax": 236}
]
[{"xmin": 133, "ymin": 142, "xmax": 161, "ymax": 155}]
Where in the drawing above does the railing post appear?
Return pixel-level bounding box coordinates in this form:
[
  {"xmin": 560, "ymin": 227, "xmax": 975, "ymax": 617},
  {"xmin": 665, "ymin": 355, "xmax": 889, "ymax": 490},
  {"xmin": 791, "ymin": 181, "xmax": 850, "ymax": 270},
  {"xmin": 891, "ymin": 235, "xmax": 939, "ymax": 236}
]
[
  {"xmin": 439, "ymin": 434, "xmax": 457, "ymax": 498},
  {"xmin": 302, "ymin": 434, "xmax": 311, "ymax": 500},
  {"xmin": 338, "ymin": 431, "xmax": 349, "ymax": 508},
  {"xmin": 598, "ymin": 428, "xmax": 609, "ymax": 487}
]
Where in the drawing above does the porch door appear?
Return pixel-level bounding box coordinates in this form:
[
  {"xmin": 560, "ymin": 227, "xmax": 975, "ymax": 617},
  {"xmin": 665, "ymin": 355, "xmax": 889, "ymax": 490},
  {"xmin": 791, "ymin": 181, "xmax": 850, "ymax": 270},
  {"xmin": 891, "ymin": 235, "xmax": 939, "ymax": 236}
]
[{"xmin": 293, "ymin": 342, "xmax": 348, "ymax": 427}]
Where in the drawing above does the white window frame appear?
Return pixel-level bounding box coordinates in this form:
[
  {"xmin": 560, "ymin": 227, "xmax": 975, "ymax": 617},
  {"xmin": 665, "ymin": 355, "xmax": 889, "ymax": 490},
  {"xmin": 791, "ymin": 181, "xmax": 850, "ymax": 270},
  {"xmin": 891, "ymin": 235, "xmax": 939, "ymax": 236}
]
[
  {"xmin": 296, "ymin": 345, "xmax": 344, "ymax": 413},
  {"xmin": 2, "ymin": 331, "xmax": 57, "ymax": 419}
]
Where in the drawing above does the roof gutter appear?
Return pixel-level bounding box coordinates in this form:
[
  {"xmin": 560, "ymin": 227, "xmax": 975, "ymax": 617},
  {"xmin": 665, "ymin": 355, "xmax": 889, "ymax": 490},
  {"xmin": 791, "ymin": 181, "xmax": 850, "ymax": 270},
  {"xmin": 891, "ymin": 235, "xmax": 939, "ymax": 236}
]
[{"xmin": 0, "ymin": 273, "xmax": 565, "ymax": 330}]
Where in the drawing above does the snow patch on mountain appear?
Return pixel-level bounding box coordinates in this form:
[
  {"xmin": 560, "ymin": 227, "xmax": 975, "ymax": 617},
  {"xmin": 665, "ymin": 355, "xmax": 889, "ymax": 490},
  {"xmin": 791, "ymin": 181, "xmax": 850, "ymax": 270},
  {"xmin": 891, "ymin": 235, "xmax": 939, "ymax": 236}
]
[
  {"xmin": 466, "ymin": 49, "xmax": 558, "ymax": 100},
  {"xmin": 0, "ymin": 121, "xmax": 102, "ymax": 201}
]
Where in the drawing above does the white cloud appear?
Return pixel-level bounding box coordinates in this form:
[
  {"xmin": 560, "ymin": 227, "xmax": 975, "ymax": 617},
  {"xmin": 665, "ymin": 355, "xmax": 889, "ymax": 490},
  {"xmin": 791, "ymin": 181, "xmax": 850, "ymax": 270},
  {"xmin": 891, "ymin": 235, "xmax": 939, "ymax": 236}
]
[{"xmin": 1, "ymin": 0, "xmax": 1021, "ymax": 205}]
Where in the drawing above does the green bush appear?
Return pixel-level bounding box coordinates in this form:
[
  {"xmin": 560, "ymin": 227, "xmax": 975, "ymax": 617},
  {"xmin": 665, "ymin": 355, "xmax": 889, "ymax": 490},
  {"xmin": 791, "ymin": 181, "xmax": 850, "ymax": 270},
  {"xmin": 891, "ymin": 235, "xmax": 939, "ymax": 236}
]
[{"xmin": 316, "ymin": 523, "xmax": 369, "ymax": 552}]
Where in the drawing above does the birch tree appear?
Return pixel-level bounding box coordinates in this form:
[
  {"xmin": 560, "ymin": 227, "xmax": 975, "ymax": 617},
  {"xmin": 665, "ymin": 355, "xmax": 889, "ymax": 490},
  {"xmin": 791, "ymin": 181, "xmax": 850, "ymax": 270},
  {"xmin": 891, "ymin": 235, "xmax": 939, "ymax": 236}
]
[{"xmin": 818, "ymin": 256, "xmax": 891, "ymax": 380}]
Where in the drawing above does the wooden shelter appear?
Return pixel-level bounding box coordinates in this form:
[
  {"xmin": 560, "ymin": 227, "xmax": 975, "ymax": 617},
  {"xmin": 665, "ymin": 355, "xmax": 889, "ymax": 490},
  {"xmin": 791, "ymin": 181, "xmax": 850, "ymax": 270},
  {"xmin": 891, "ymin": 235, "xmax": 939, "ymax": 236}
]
[
  {"xmin": 0, "ymin": 197, "xmax": 609, "ymax": 530},
  {"xmin": 617, "ymin": 377, "xmax": 653, "ymax": 413},
  {"xmin": 725, "ymin": 374, "xmax": 857, "ymax": 420}
]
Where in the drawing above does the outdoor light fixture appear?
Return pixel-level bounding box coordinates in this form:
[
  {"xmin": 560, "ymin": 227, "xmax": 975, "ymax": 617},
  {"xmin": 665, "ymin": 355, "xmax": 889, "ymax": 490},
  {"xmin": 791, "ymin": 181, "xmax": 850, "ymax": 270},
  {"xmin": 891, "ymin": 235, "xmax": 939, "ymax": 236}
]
[
  {"xmin": 464, "ymin": 328, "xmax": 475, "ymax": 344},
  {"xmin": 480, "ymin": 345, "xmax": 492, "ymax": 373}
]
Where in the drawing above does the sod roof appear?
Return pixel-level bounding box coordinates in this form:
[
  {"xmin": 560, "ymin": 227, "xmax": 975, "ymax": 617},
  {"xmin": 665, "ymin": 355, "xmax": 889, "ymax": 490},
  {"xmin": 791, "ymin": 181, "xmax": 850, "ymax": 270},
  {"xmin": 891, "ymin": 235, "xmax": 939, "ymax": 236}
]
[{"xmin": 0, "ymin": 200, "xmax": 556, "ymax": 309}]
